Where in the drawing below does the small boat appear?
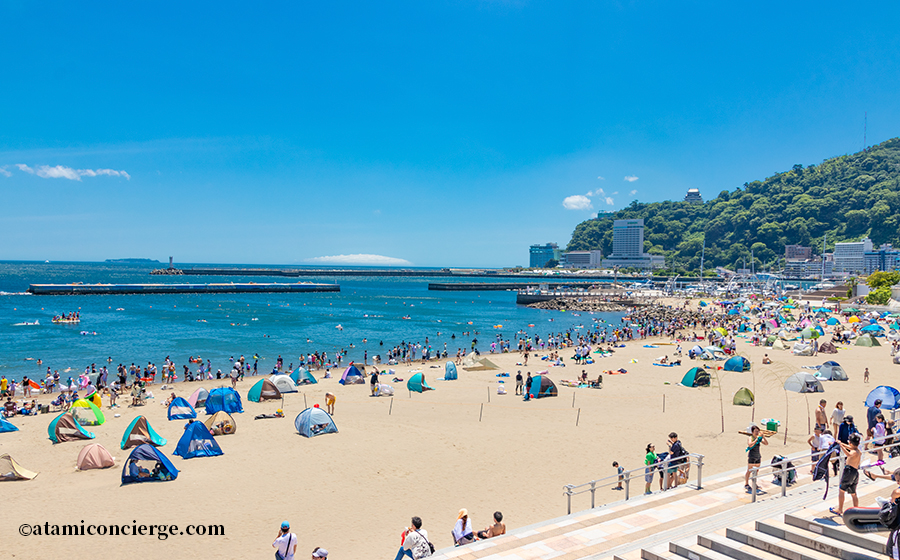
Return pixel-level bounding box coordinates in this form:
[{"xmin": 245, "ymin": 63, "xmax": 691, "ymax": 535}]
[
  {"xmin": 13, "ymin": 320, "xmax": 39, "ymax": 326},
  {"xmin": 52, "ymin": 318, "xmax": 80, "ymax": 324}
]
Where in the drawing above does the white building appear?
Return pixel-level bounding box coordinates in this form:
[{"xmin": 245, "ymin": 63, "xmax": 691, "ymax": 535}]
[
  {"xmin": 684, "ymin": 188, "xmax": 703, "ymax": 203},
  {"xmin": 562, "ymin": 250, "xmax": 603, "ymax": 268},
  {"xmin": 602, "ymin": 219, "xmax": 665, "ymax": 269},
  {"xmin": 833, "ymin": 238, "xmax": 873, "ymax": 275}
]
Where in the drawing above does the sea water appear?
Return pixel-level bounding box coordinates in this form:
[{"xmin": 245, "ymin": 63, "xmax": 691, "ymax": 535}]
[{"xmin": 0, "ymin": 261, "xmax": 625, "ymax": 382}]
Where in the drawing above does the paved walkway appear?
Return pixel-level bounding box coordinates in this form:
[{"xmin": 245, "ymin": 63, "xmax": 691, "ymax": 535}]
[{"xmin": 432, "ymin": 458, "xmax": 898, "ymax": 560}]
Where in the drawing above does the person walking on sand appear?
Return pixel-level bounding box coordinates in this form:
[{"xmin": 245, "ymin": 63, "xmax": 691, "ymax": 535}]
[
  {"xmin": 515, "ymin": 371, "xmax": 523, "ymax": 395},
  {"xmin": 864, "ymin": 367, "xmax": 870, "ymax": 383},
  {"xmin": 744, "ymin": 425, "xmax": 768, "ymax": 494},
  {"xmin": 273, "ymin": 521, "xmax": 297, "ymax": 560},
  {"xmin": 831, "ymin": 433, "xmax": 861, "ymax": 516},
  {"xmin": 325, "ymin": 392, "xmax": 335, "ymax": 415}
]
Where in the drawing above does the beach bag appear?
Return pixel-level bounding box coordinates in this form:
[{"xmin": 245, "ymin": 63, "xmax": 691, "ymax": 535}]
[
  {"xmin": 416, "ymin": 529, "xmax": 435, "ymax": 555},
  {"xmin": 881, "ymin": 499, "xmax": 900, "ymax": 530}
]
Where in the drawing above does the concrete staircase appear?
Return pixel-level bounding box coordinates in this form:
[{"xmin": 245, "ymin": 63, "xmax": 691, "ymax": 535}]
[{"xmin": 432, "ymin": 463, "xmax": 896, "ymax": 560}]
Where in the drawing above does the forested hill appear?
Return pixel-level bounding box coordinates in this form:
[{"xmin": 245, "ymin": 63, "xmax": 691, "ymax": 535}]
[{"xmin": 567, "ymin": 137, "xmax": 900, "ymax": 272}]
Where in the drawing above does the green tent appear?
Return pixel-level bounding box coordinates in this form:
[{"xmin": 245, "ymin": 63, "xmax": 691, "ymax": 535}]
[
  {"xmin": 856, "ymin": 334, "xmax": 881, "ymax": 347},
  {"xmin": 679, "ymin": 367, "xmax": 710, "ymax": 388},
  {"xmin": 733, "ymin": 387, "xmax": 754, "ymax": 406}
]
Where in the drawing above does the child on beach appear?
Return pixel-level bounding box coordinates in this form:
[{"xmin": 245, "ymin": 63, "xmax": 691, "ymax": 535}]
[
  {"xmin": 613, "ymin": 461, "xmax": 624, "ymax": 489},
  {"xmin": 831, "ymin": 433, "xmax": 861, "ymax": 516}
]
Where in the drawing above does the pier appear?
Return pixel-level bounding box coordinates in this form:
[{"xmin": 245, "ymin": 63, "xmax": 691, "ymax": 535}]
[
  {"xmin": 428, "ymin": 281, "xmax": 601, "ymax": 291},
  {"xmin": 27, "ymin": 283, "xmax": 341, "ymax": 295}
]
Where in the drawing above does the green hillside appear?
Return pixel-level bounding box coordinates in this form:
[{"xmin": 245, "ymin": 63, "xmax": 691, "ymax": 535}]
[{"xmin": 567, "ymin": 137, "xmax": 900, "ymax": 273}]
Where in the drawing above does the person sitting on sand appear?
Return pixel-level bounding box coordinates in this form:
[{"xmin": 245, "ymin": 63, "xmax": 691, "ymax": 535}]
[
  {"xmin": 452, "ymin": 509, "xmax": 475, "ymax": 546},
  {"xmin": 762, "ymin": 354, "xmax": 772, "ymax": 364},
  {"xmin": 163, "ymin": 392, "xmax": 176, "ymax": 406},
  {"xmin": 128, "ymin": 458, "xmax": 151, "ymax": 479},
  {"xmin": 476, "ymin": 511, "xmax": 506, "ymax": 540}
]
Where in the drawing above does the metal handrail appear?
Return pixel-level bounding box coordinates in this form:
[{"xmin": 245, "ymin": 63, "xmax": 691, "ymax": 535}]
[
  {"xmin": 748, "ymin": 434, "xmax": 897, "ymax": 503},
  {"xmin": 563, "ymin": 452, "xmax": 705, "ymax": 514}
]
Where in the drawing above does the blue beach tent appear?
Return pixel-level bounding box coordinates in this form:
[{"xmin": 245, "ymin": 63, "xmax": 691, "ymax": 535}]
[
  {"xmin": 339, "ymin": 365, "xmax": 364, "ymax": 385},
  {"xmin": 679, "ymin": 367, "xmax": 711, "ymax": 388},
  {"xmin": 407, "ymin": 373, "xmax": 434, "ymax": 393},
  {"xmin": 167, "ymin": 397, "xmax": 197, "ymax": 421},
  {"xmin": 528, "ymin": 374, "xmax": 558, "ymax": 398},
  {"xmin": 0, "ymin": 416, "xmax": 19, "ymax": 433},
  {"xmin": 723, "ymin": 356, "xmax": 751, "ymax": 372},
  {"xmin": 290, "ymin": 367, "xmax": 316, "ymax": 385},
  {"xmin": 205, "ymin": 387, "xmax": 243, "ymax": 414},
  {"xmin": 173, "ymin": 421, "xmax": 223, "ymax": 459},
  {"xmin": 444, "ymin": 362, "xmax": 458, "ymax": 380},
  {"xmin": 861, "ymin": 324, "xmax": 885, "ymax": 335},
  {"xmin": 121, "ymin": 444, "xmax": 178, "ymax": 484},
  {"xmin": 294, "ymin": 407, "xmax": 338, "ymax": 438},
  {"xmin": 866, "ymin": 386, "xmax": 900, "ymax": 409},
  {"xmin": 826, "ymin": 317, "xmax": 840, "ymax": 326}
]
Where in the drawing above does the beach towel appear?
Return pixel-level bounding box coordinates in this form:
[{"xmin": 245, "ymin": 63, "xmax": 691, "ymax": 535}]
[{"xmin": 813, "ymin": 442, "xmax": 840, "ymax": 500}]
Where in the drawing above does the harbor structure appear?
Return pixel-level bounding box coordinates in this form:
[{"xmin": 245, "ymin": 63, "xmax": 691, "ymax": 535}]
[{"xmin": 28, "ymin": 283, "xmax": 340, "ymax": 295}]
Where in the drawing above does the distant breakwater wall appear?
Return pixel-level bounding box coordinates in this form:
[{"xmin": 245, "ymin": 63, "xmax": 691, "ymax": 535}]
[
  {"xmin": 428, "ymin": 282, "xmax": 601, "ymax": 291},
  {"xmin": 28, "ymin": 283, "xmax": 341, "ymax": 295}
]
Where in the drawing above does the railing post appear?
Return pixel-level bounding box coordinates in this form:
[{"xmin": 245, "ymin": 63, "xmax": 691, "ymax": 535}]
[
  {"xmin": 625, "ymin": 470, "xmax": 630, "ymax": 501},
  {"xmin": 751, "ymin": 467, "xmax": 758, "ymax": 503},
  {"xmin": 590, "ymin": 480, "xmax": 596, "ymax": 509},
  {"xmin": 696, "ymin": 454, "xmax": 704, "ymax": 490},
  {"xmin": 780, "ymin": 460, "xmax": 787, "ymax": 497},
  {"xmin": 565, "ymin": 485, "xmax": 573, "ymax": 515}
]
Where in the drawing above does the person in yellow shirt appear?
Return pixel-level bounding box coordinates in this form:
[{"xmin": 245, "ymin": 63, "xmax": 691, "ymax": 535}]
[{"xmin": 0, "ymin": 375, "xmax": 8, "ymax": 397}]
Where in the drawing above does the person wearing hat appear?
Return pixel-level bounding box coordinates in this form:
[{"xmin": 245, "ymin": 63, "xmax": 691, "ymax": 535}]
[
  {"xmin": 452, "ymin": 509, "xmax": 475, "ymax": 546},
  {"xmin": 311, "ymin": 547, "xmax": 328, "ymax": 558},
  {"xmin": 273, "ymin": 521, "xmax": 297, "ymax": 560}
]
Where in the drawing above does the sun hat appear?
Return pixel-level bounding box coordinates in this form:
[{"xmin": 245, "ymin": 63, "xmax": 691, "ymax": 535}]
[
  {"xmin": 313, "ymin": 548, "xmax": 328, "ymax": 558},
  {"xmin": 458, "ymin": 508, "xmax": 468, "ymax": 519}
]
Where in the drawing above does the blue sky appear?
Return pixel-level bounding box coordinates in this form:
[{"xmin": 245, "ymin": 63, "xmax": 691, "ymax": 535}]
[{"xmin": 1, "ymin": 1, "xmax": 899, "ymax": 267}]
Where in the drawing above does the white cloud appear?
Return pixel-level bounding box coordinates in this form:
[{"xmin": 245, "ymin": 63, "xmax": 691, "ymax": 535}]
[
  {"xmin": 563, "ymin": 194, "xmax": 593, "ymax": 210},
  {"xmin": 589, "ymin": 188, "xmax": 604, "ymax": 197},
  {"xmin": 14, "ymin": 164, "xmax": 130, "ymax": 181},
  {"xmin": 605, "ymin": 197, "xmax": 614, "ymax": 206},
  {"xmin": 624, "ymin": 175, "xmax": 639, "ymax": 182},
  {"xmin": 305, "ymin": 254, "xmax": 412, "ymax": 266},
  {"xmin": 611, "ymin": 191, "xmax": 618, "ymax": 195},
  {"xmin": 597, "ymin": 176, "xmax": 605, "ymax": 181},
  {"xmin": 630, "ymin": 190, "xmax": 637, "ymax": 196},
  {"xmin": 0, "ymin": 167, "xmax": 10, "ymax": 178}
]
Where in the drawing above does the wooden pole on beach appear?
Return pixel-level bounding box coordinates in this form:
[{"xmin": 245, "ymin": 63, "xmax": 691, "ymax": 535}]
[
  {"xmin": 576, "ymin": 408, "xmax": 581, "ymax": 426},
  {"xmin": 479, "ymin": 403, "xmax": 484, "ymax": 422},
  {"xmin": 389, "ymin": 398, "xmax": 393, "ymax": 415},
  {"xmin": 663, "ymin": 394, "xmax": 666, "ymax": 413},
  {"xmin": 572, "ymin": 392, "xmax": 576, "ymax": 408},
  {"xmin": 487, "ymin": 386, "xmax": 491, "ymax": 403},
  {"xmin": 303, "ymin": 393, "xmax": 307, "ymax": 408}
]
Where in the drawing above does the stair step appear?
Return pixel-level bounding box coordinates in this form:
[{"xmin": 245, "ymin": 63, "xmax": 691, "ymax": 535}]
[
  {"xmin": 670, "ymin": 537, "xmax": 738, "ymax": 560},
  {"xmin": 698, "ymin": 532, "xmax": 784, "ymax": 560},
  {"xmin": 726, "ymin": 526, "xmax": 847, "ymax": 560},
  {"xmin": 641, "ymin": 543, "xmax": 681, "ymax": 560},
  {"xmin": 755, "ymin": 519, "xmax": 882, "ymax": 560},
  {"xmin": 783, "ymin": 513, "xmax": 887, "ymax": 555}
]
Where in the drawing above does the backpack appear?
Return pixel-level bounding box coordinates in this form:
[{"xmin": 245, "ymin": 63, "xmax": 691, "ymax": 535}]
[{"xmin": 880, "ymin": 499, "xmax": 900, "ymax": 530}]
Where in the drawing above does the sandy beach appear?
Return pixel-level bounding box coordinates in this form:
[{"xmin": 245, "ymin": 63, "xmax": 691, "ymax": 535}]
[{"xmin": 2, "ymin": 301, "xmax": 897, "ymax": 559}]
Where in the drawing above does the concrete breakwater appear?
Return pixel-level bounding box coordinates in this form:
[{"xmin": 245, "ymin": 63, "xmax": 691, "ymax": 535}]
[{"xmin": 27, "ymin": 283, "xmax": 341, "ymax": 295}]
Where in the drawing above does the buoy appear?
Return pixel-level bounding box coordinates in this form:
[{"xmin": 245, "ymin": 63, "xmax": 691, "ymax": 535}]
[{"xmin": 313, "ymin": 404, "xmax": 320, "ymax": 408}]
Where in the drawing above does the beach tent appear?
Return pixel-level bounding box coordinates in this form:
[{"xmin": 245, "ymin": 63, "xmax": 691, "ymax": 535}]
[
  {"xmin": 205, "ymin": 387, "xmax": 243, "ymax": 414},
  {"xmin": 121, "ymin": 416, "xmax": 167, "ymax": 449},
  {"xmin": 70, "ymin": 398, "xmax": 105, "ymax": 426},
  {"xmin": 76, "ymin": 443, "xmax": 115, "ymax": 470},
  {"xmin": 866, "ymin": 386, "xmax": 900, "ymax": 409},
  {"xmin": 462, "ymin": 352, "xmax": 481, "ymax": 367},
  {"xmin": 848, "ymin": 315, "xmax": 860, "ymax": 323},
  {"xmin": 407, "ymin": 373, "xmax": 434, "ymax": 393},
  {"xmin": 465, "ymin": 358, "xmax": 499, "ymax": 371},
  {"xmin": 733, "ymin": 387, "xmax": 755, "ymax": 406},
  {"xmin": 689, "ymin": 345, "xmax": 704, "ymax": 356},
  {"xmin": 174, "ymin": 421, "xmax": 223, "ymax": 459},
  {"xmin": 792, "ymin": 342, "xmax": 814, "ymax": 356},
  {"xmin": 294, "ymin": 407, "xmax": 338, "ymax": 438},
  {"xmin": 700, "ymin": 347, "xmax": 725, "ymax": 360},
  {"xmin": 800, "ymin": 327, "xmax": 821, "ymax": 340},
  {"xmin": 816, "ymin": 361, "xmax": 849, "ymax": 381},
  {"xmin": 889, "ymin": 330, "xmax": 900, "ymax": 342},
  {"xmin": 856, "ymin": 334, "xmax": 881, "ymax": 347},
  {"xmin": 48, "ymin": 412, "xmax": 95, "ymax": 443},
  {"xmin": 269, "ymin": 374, "xmax": 297, "ymax": 394},
  {"xmin": 679, "ymin": 367, "xmax": 711, "ymax": 388},
  {"xmin": 374, "ymin": 383, "xmax": 394, "ymax": 397},
  {"xmin": 86, "ymin": 392, "xmax": 102, "ymax": 408},
  {"xmin": 204, "ymin": 411, "xmax": 237, "ymax": 436},
  {"xmin": 121, "ymin": 444, "xmax": 178, "ymax": 484},
  {"xmin": 723, "ymin": 356, "xmax": 750, "ymax": 372},
  {"xmin": 818, "ymin": 342, "xmax": 838, "ymax": 354},
  {"xmin": 783, "ymin": 372, "xmax": 824, "ymax": 393},
  {"xmin": 291, "ymin": 367, "xmax": 316, "ymax": 385},
  {"xmin": 167, "ymin": 397, "xmax": 197, "ymax": 421},
  {"xmin": 772, "ymin": 339, "xmax": 787, "ymax": 351},
  {"xmin": 528, "ymin": 374, "xmax": 558, "ymax": 398},
  {"xmin": 0, "ymin": 454, "xmax": 38, "ymax": 481},
  {"xmin": 444, "ymin": 362, "xmax": 458, "ymax": 380},
  {"xmin": 826, "ymin": 317, "xmax": 840, "ymax": 326},
  {"xmin": 248, "ymin": 379, "xmax": 282, "ymax": 403},
  {"xmin": 339, "ymin": 365, "xmax": 364, "ymax": 385},
  {"xmin": 861, "ymin": 324, "xmax": 885, "ymax": 335},
  {"xmin": 187, "ymin": 387, "xmax": 209, "ymax": 408},
  {"xmin": 0, "ymin": 416, "xmax": 19, "ymax": 433}
]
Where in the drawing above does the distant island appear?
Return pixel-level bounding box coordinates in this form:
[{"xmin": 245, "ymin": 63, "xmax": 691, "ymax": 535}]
[{"xmin": 105, "ymin": 258, "xmax": 161, "ymax": 264}]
